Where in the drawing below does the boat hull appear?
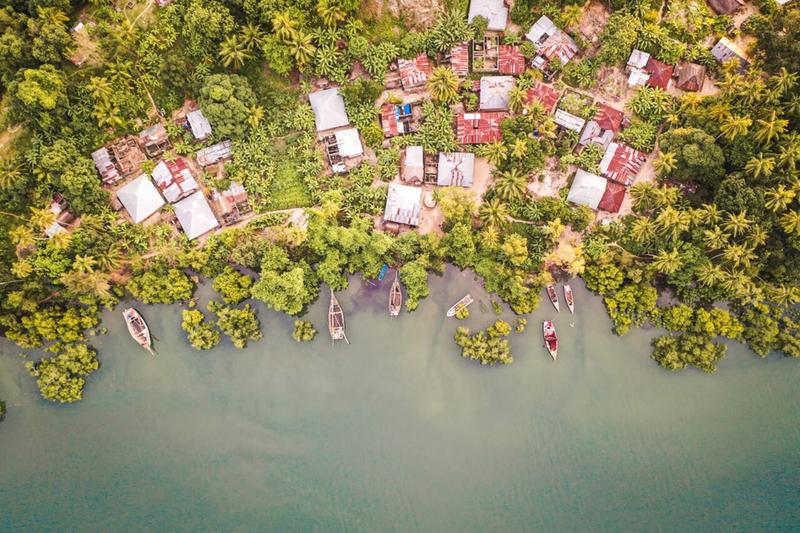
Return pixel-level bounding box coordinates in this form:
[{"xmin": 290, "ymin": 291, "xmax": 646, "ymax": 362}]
[
  {"xmin": 546, "ymin": 285, "xmax": 560, "ymax": 313},
  {"xmin": 123, "ymin": 308, "xmax": 153, "ymax": 355},
  {"xmin": 564, "ymin": 284, "xmax": 575, "ymax": 314},
  {"xmin": 543, "ymin": 320, "xmax": 558, "ymax": 361}
]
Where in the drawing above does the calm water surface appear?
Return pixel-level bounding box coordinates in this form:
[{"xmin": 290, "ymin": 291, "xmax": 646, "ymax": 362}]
[{"xmin": 1, "ymin": 268, "xmax": 799, "ymax": 532}]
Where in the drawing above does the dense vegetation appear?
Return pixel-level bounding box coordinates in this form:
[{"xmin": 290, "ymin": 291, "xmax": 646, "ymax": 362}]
[{"xmin": 0, "ymin": 0, "xmax": 798, "ymax": 404}]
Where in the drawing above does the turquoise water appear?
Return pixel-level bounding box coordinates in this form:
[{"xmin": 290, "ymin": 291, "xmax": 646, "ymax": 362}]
[{"xmin": 1, "ymin": 269, "xmax": 799, "ymax": 531}]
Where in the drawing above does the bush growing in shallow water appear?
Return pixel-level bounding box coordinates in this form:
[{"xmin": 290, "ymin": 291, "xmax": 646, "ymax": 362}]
[
  {"xmin": 454, "ymin": 321, "xmax": 514, "ymax": 366},
  {"xmin": 181, "ymin": 310, "xmax": 221, "ymax": 350},
  {"xmin": 292, "ymin": 320, "xmax": 317, "ymax": 342}
]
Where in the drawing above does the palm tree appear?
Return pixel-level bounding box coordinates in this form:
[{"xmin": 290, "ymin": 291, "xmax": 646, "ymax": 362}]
[
  {"xmin": 652, "ymin": 185, "xmax": 678, "ymax": 209},
  {"xmin": 240, "ymin": 23, "xmax": 264, "ymax": 50},
  {"xmin": 630, "ymin": 216, "xmax": 655, "ymax": 244},
  {"xmin": 629, "ymin": 182, "xmax": 657, "ymax": 212},
  {"xmin": 288, "ymin": 32, "xmax": 316, "ymax": 69},
  {"xmin": 696, "ymin": 261, "xmax": 724, "ymax": 287},
  {"xmin": 653, "ymin": 151, "xmax": 677, "ymax": 175},
  {"xmin": 776, "ymin": 140, "xmax": 800, "ymax": 172},
  {"xmin": 719, "ymin": 114, "xmax": 752, "ymax": 141},
  {"xmin": 655, "ymin": 206, "xmax": 691, "ymax": 241},
  {"xmin": 749, "ymin": 225, "xmax": 768, "ymax": 247},
  {"xmin": 768, "ymin": 284, "xmax": 800, "ymax": 307},
  {"xmin": 60, "ymin": 270, "xmax": 112, "ymax": 299},
  {"xmin": 313, "ymin": 44, "xmax": 341, "ymax": 79},
  {"xmin": 427, "ymin": 66, "xmax": 460, "ymax": 103},
  {"xmin": 745, "ymin": 153, "xmax": 776, "ymax": 179},
  {"xmin": 754, "ymin": 110, "xmax": 788, "ymax": 145},
  {"xmin": 651, "ymin": 248, "xmax": 682, "ymax": 275},
  {"xmin": 86, "ymin": 77, "xmax": 113, "ymax": 105},
  {"xmin": 702, "ymin": 226, "xmax": 728, "ymax": 250},
  {"xmin": 723, "ymin": 211, "xmax": 751, "ymax": 237},
  {"xmin": 720, "ymin": 243, "xmax": 755, "ymax": 268},
  {"xmin": 510, "ymin": 138, "xmax": 528, "ymax": 159},
  {"xmin": 508, "ymin": 85, "xmax": 527, "ymax": 113},
  {"xmin": 697, "ymin": 203, "xmax": 722, "ymax": 225},
  {"xmin": 272, "ymin": 12, "xmax": 298, "ymax": 42},
  {"xmin": 561, "ymin": 5, "xmax": 583, "ymax": 28},
  {"xmin": 317, "ymin": 0, "xmax": 347, "ymax": 27},
  {"xmin": 247, "ymin": 105, "xmax": 265, "ymax": 129},
  {"xmin": 73, "ymin": 255, "xmax": 97, "ymax": 274},
  {"xmin": 764, "ymin": 185, "xmax": 796, "ymax": 212},
  {"xmin": 479, "ymin": 142, "xmax": 508, "ymax": 166},
  {"xmin": 29, "ymin": 206, "xmax": 56, "ymax": 230},
  {"xmin": 545, "ymin": 218, "xmax": 565, "ymax": 241},
  {"xmin": 0, "ymin": 161, "xmax": 22, "ymax": 190},
  {"xmin": 479, "ymin": 198, "xmax": 509, "ymax": 228},
  {"xmin": 10, "ymin": 225, "xmax": 36, "ymax": 252},
  {"xmin": 770, "ymin": 67, "xmax": 798, "ymax": 97},
  {"xmin": 480, "ymin": 226, "xmax": 500, "ymax": 249},
  {"xmin": 95, "ymin": 245, "xmax": 123, "ymax": 273},
  {"xmin": 219, "ymin": 35, "xmax": 253, "ymax": 69},
  {"xmin": 493, "ymin": 168, "xmax": 527, "ymax": 202},
  {"xmin": 780, "ymin": 210, "xmax": 800, "ymax": 236},
  {"xmin": 37, "ymin": 7, "xmax": 69, "ymax": 27}
]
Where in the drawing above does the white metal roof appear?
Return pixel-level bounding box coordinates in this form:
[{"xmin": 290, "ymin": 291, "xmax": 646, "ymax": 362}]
[
  {"xmin": 186, "ymin": 109, "xmax": 212, "ymax": 140},
  {"xmin": 555, "ymin": 109, "xmax": 586, "ymax": 133},
  {"xmin": 117, "ymin": 174, "xmax": 165, "ymax": 223},
  {"xmin": 173, "ymin": 191, "xmax": 220, "ymax": 240},
  {"xmin": 196, "ymin": 140, "xmax": 232, "ymax": 167},
  {"xmin": 334, "ymin": 128, "xmax": 364, "ymax": 158},
  {"xmin": 480, "ymin": 76, "xmax": 514, "ymax": 111},
  {"xmin": 384, "ymin": 183, "xmax": 422, "ymax": 226},
  {"xmin": 403, "ymin": 146, "xmax": 424, "ymax": 182},
  {"xmin": 468, "ymin": 0, "xmax": 508, "ymax": 31},
  {"xmin": 526, "ymin": 16, "xmax": 557, "ymax": 45},
  {"xmin": 309, "ymin": 88, "xmax": 350, "ymax": 132},
  {"xmin": 627, "ymin": 49, "xmax": 650, "ymax": 69},
  {"xmin": 438, "ymin": 152, "xmax": 475, "ymax": 187},
  {"xmin": 567, "ymin": 169, "xmax": 606, "ymax": 209}
]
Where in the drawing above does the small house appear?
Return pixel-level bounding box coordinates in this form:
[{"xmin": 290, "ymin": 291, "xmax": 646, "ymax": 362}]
[
  {"xmin": 498, "ymin": 45, "xmax": 526, "ymax": 75},
  {"xmin": 578, "ymin": 103, "xmax": 624, "ymax": 149},
  {"xmin": 456, "ymin": 111, "xmax": 506, "ymax": 144},
  {"xmin": 526, "ymin": 16, "xmax": 578, "ymax": 70},
  {"xmin": 397, "ymin": 54, "xmax": 433, "ymax": 90},
  {"xmin": 626, "ymin": 49, "xmax": 652, "ymax": 87},
  {"xmin": 309, "ymin": 88, "xmax": 350, "ymax": 133},
  {"xmin": 196, "ymin": 140, "xmax": 233, "ymax": 167},
  {"xmin": 467, "ymin": 0, "xmax": 508, "ymax": 32},
  {"xmin": 110, "ymin": 136, "xmax": 146, "ymax": 177},
  {"xmin": 116, "ymin": 174, "xmax": 165, "ymax": 223},
  {"xmin": 567, "ymin": 169, "xmax": 626, "ymax": 213},
  {"xmin": 554, "ymin": 109, "xmax": 586, "ymax": 134},
  {"xmin": 152, "ymin": 158, "xmax": 199, "ymax": 203},
  {"xmin": 711, "ymin": 37, "xmax": 749, "ymax": 70},
  {"xmin": 525, "ymin": 82, "xmax": 561, "ymax": 114},
  {"xmin": 383, "ymin": 183, "xmax": 423, "ymax": 227},
  {"xmin": 91, "ymin": 147, "xmax": 121, "ymax": 184},
  {"xmin": 479, "ymin": 76, "xmax": 515, "ymax": 111},
  {"xmin": 402, "ymin": 146, "xmax": 425, "ymax": 184},
  {"xmin": 438, "ymin": 152, "xmax": 475, "ymax": 187},
  {"xmin": 139, "ymin": 124, "xmax": 171, "ymax": 157},
  {"xmin": 599, "ymin": 142, "xmax": 646, "ymax": 186},
  {"xmin": 380, "ymin": 103, "xmax": 422, "ymax": 137},
  {"xmin": 186, "ymin": 109, "xmax": 212, "ymax": 141},
  {"xmin": 323, "ymin": 128, "xmax": 364, "ymax": 173},
  {"xmin": 212, "ymin": 181, "xmax": 250, "ymax": 225},
  {"xmin": 44, "ymin": 195, "xmax": 76, "ymax": 238},
  {"xmin": 173, "ymin": 191, "xmax": 220, "ymax": 240},
  {"xmin": 707, "ymin": 0, "xmax": 743, "ymax": 14},
  {"xmin": 644, "ymin": 57, "xmax": 673, "ymax": 90},
  {"xmin": 449, "ymin": 42, "xmax": 471, "ymax": 77},
  {"xmin": 674, "ymin": 62, "xmax": 706, "ymax": 92}
]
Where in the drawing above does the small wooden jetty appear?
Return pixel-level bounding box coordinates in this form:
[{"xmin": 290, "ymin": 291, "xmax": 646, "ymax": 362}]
[
  {"xmin": 446, "ymin": 294, "xmax": 474, "ymax": 317},
  {"xmin": 123, "ymin": 308, "xmax": 154, "ymax": 355},
  {"xmin": 388, "ymin": 272, "xmax": 402, "ymax": 317},
  {"xmin": 543, "ymin": 320, "xmax": 558, "ymax": 361},
  {"xmin": 564, "ymin": 284, "xmax": 575, "ymax": 314},
  {"xmin": 546, "ymin": 285, "xmax": 560, "ymax": 313},
  {"xmin": 328, "ymin": 289, "xmax": 349, "ymax": 344}
]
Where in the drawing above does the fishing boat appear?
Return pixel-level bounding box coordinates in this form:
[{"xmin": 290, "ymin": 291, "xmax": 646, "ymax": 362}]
[
  {"xmin": 123, "ymin": 308, "xmax": 154, "ymax": 355},
  {"xmin": 388, "ymin": 272, "xmax": 402, "ymax": 317},
  {"xmin": 446, "ymin": 294, "xmax": 474, "ymax": 317},
  {"xmin": 564, "ymin": 284, "xmax": 575, "ymax": 314},
  {"xmin": 328, "ymin": 289, "xmax": 349, "ymax": 344},
  {"xmin": 546, "ymin": 285, "xmax": 560, "ymax": 313},
  {"xmin": 543, "ymin": 320, "xmax": 558, "ymax": 361}
]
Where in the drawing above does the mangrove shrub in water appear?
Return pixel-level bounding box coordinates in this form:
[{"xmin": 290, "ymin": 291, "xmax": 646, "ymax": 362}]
[
  {"xmin": 25, "ymin": 343, "xmax": 100, "ymax": 403},
  {"xmin": 292, "ymin": 320, "xmax": 317, "ymax": 342},
  {"xmin": 181, "ymin": 310, "xmax": 221, "ymax": 350},
  {"xmin": 455, "ymin": 321, "xmax": 514, "ymax": 366},
  {"xmin": 208, "ymin": 301, "xmax": 262, "ymax": 349}
]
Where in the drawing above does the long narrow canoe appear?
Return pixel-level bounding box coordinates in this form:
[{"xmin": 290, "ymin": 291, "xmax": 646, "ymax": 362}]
[
  {"xmin": 564, "ymin": 284, "xmax": 575, "ymax": 314},
  {"xmin": 546, "ymin": 285, "xmax": 560, "ymax": 313},
  {"xmin": 543, "ymin": 320, "xmax": 558, "ymax": 361},
  {"xmin": 446, "ymin": 294, "xmax": 474, "ymax": 317},
  {"xmin": 329, "ymin": 289, "xmax": 349, "ymax": 344},
  {"xmin": 123, "ymin": 308, "xmax": 154, "ymax": 355},
  {"xmin": 389, "ymin": 272, "xmax": 402, "ymax": 317}
]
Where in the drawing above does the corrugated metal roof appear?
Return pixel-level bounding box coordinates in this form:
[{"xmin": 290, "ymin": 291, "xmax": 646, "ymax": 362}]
[
  {"xmin": 645, "ymin": 57, "xmax": 673, "ymax": 90},
  {"xmin": 598, "ymin": 180, "xmax": 626, "ymax": 213},
  {"xmin": 498, "ymin": 45, "xmax": 526, "ymax": 75},
  {"xmin": 152, "ymin": 158, "xmax": 199, "ymax": 203},
  {"xmin": 403, "ymin": 146, "xmax": 424, "ymax": 183},
  {"xmin": 186, "ymin": 109, "xmax": 212, "ymax": 140},
  {"xmin": 91, "ymin": 147, "xmax": 121, "ymax": 184},
  {"xmin": 480, "ymin": 76, "xmax": 514, "ymax": 110},
  {"xmin": 117, "ymin": 174, "xmax": 165, "ymax": 223},
  {"xmin": 384, "ymin": 183, "xmax": 422, "ymax": 226},
  {"xmin": 456, "ymin": 111, "xmax": 506, "ymax": 144},
  {"xmin": 468, "ymin": 0, "xmax": 508, "ymax": 31},
  {"xmin": 196, "ymin": 140, "xmax": 232, "ymax": 167},
  {"xmin": 525, "ymin": 82, "xmax": 561, "ymax": 114},
  {"xmin": 450, "ymin": 42, "xmax": 470, "ymax": 77},
  {"xmin": 398, "ymin": 54, "xmax": 433, "ymax": 89},
  {"xmin": 174, "ymin": 191, "xmax": 220, "ymax": 240},
  {"xmin": 334, "ymin": 128, "xmax": 363, "ymax": 158},
  {"xmin": 567, "ymin": 169, "xmax": 606, "ymax": 209},
  {"xmin": 627, "ymin": 49, "xmax": 650, "ymax": 69},
  {"xmin": 526, "ymin": 16, "xmax": 557, "ymax": 45},
  {"xmin": 599, "ymin": 142, "xmax": 646, "ymax": 186},
  {"xmin": 438, "ymin": 152, "xmax": 475, "ymax": 187},
  {"xmin": 555, "ymin": 109, "xmax": 586, "ymax": 133},
  {"xmin": 309, "ymin": 88, "xmax": 350, "ymax": 132}
]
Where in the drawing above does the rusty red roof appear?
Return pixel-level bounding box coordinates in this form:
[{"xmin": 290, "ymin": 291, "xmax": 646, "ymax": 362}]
[
  {"xmin": 451, "ymin": 42, "xmax": 470, "ymax": 77},
  {"xmin": 456, "ymin": 112, "xmax": 506, "ymax": 144},
  {"xmin": 598, "ymin": 181, "xmax": 626, "ymax": 213},
  {"xmin": 380, "ymin": 104, "xmax": 399, "ymax": 137},
  {"xmin": 645, "ymin": 57, "xmax": 674, "ymax": 90},
  {"xmin": 600, "ymin": 142, "xmax": 646, "ymax": 186},
  {"xmin": 398, "ymin": 54, "xmax": 433, "ymax": 89},
  {"xmin": 498, "ymin": 45, "xmax": 526, "ymax": 75},
  {"xmin": 594, "ymin": 103, "xmax": 624, "ymax": 132},
  {"xmin": 525, "ymin": 82, "xmax": 560, "ymax": 114}
]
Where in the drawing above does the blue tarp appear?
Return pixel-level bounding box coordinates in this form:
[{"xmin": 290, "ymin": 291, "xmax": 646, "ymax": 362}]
[{"xmin": 378, "ymin": 264, "xmax": 389, "ymax": 281}]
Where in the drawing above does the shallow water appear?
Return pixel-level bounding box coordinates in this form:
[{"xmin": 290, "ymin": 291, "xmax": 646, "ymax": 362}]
[{"xmin": 1, "ymin": 268, "xmax": 799, "ymax": 531}]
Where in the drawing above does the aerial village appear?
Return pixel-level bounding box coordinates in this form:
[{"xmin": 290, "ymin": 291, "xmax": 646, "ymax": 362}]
[{"xmin": 69, "ymin": 0, "xmax": 757, "ymax": 249}]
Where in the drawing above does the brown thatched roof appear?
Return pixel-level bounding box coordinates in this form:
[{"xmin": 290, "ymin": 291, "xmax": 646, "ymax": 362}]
[{"xmin": 707, "ymin": 0, "xmax": 742, "ymax": 14}]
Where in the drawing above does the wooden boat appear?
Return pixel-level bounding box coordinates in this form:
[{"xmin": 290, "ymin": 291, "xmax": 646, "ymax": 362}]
[
  {"xmin": 123, "ymin": 308, "xmax": 154, "ymax": 355},
  {"xmin": 388, "ymin": 272, "xmax": 402, "ymax": 317},
  {"xmin": 328, "ymin": 289, "xmax": 349, "ymax": 344},
  {"xmin": 543, "ymin": 320, "xmax": 558, "ymax": 361},
  {"xmin": 546, "ymin": 285, "xmax": 560, "ymax": 313},
  {"xmin": 446, "ymin": 294, "xmax": 474, "ymax": 317},
  {"xmin": 564, "ymin": 284, "xmax": 575, "ymax": 314}
]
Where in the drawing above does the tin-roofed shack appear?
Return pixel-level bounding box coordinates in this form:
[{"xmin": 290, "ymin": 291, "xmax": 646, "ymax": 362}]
[
  {"xmin": 525, "ymin": 82, "xmax": 561, "ymax": 114},
  {"xmin": 152, "ymin": 158, "xmax": 199, "ymax": 203},
  {"xmin": 402, "ymin": 146, "xmax": 425, "ymax": 184},
  {"xmin": 674, "ymin": 62, "xmax": 706, "ymax": 92},
  {"xmin": 139, "ymin": 124, "xmax": 171, "ymax": 157},
  {"xmin": 212, "ymin": 181, "xmax": 251, "ymax": 224},
  {"xmin": 498, "ymin": 45, "xmax": 526, "ymax": 75},
  {"xmin": 438, "ymin": 152, "xmax": 475, "ymax": 187},
  {"xmin": 174, "ymin": 191, "xmax": 220, "ymax": 240},
  {"xmin": 579, "ymin": 103, "xmax": 623, "ymax": 149},
  {"xmin": 384, "ymin": 183, "xmax": 423, "ymax": 227},
  {"xmin": 196, "ymin": 140, "xmax": 233, "ymax": 167},
  {"xmin": 397, "ymin": 54, "xmax": 433, "ymax": 90},
  {"xmin": 567, "ymin": 169, "xmax": 625, "ymax": 213},
  {"xmin": 449, "ymin": 42, "xmax": 470, "ymax": 77},
  {"xmin": 380, "ymin": 103, "xmax": 422, "ymax": 138},
  {"xmin": 711, "ymin": 37, "xmax": 749, "ymax": 70},
  {"xmin": 456, "ymin": 111, "xmax": 506, "ymax": 144},
  {"xmin": 309, "ymin": 88, "xmax": 350, "ymax": 132},
  {"xmin": 479, "ymin": 76, "xmax": 515, "ymax": 111},
  {"xmin": 116, "ymin": 174, "xmax": 165, "ymax": 223},
  {"xmin": 186, "ymin": 109, "xmax": 213, "ymax": 140},
  {"xmin": 599, "ymin": 142, "xmax": 646, "ymax": 186}
]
